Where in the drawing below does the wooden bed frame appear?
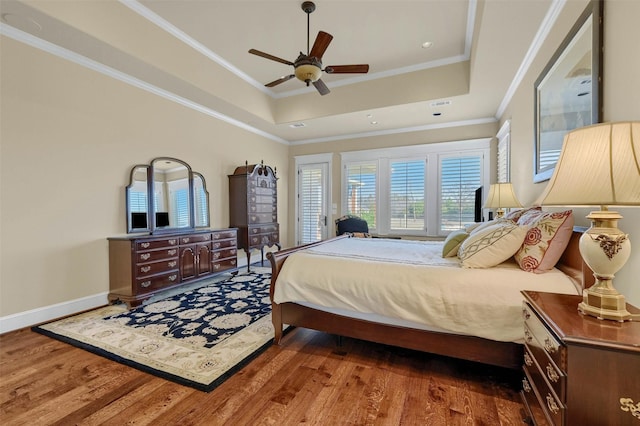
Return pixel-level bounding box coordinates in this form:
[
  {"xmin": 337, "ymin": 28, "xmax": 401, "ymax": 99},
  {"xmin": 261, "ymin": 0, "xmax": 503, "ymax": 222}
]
[{"xmin": 267, "ymin": 229, "xmax": 593, "ymax": 370}]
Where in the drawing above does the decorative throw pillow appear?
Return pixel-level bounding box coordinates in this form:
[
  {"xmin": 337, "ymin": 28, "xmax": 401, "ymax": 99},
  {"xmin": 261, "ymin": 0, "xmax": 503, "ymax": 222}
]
[
  {"xmin": 505, "ymin": 206, "xmax": 542, "ymax": 223},
  {"xmin": 458, "ymin": 222, "xmax": 527, "ymax": 268},
  {"xmin": 442, "ymin": 230, "xmax": 469, "ymax": 257},
  {"xmin": 515, "ymin": 210, "xmax": 574, "ymax": 273},
  {"xmin": 468, "ymin": 218, "xmax": 513, "ymax": 235}
]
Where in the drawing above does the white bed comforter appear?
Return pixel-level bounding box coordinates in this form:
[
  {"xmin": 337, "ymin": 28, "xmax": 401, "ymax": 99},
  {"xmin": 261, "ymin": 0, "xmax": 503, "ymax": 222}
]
[{"xmin": 273, "ymin": 237, "xmax": 580, "ymax": 343}]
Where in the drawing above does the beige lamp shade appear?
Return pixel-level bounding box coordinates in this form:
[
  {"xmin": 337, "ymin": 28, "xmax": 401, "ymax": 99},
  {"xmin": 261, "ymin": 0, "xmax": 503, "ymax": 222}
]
[
  {"xmin": 536, "ymin": 121, "xmax": 640, "ymax": 322},
  {"xmin": 536, "ymin": 122, "xmax": 640, "ymax": 207},
  {"xmin": 483, "ymin": 183, "xmax": 523, "ymax": 209}
]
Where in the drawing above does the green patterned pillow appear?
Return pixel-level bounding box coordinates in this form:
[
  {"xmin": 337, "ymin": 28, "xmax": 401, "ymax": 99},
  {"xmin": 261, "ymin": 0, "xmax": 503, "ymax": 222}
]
[
  {"xmin": 458, "ymin": 222, "xmax": 527, "ymax": 268},
  {"xmin": 442, "ymin": 230, "xmax": 470, "ymax": 257}
]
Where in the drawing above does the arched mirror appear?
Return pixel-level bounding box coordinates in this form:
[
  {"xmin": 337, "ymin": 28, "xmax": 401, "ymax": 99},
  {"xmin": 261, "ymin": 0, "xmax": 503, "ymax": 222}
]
[{"xmin": 126, "ymin": 157, "xmax": 210, "ymax": 234}]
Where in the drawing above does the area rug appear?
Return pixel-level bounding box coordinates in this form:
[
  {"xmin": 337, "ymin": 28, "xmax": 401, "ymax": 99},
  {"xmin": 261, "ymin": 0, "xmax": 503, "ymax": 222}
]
[{"xmin": 33, "ymin": 267, "xmax": 278, "ymax": 392}]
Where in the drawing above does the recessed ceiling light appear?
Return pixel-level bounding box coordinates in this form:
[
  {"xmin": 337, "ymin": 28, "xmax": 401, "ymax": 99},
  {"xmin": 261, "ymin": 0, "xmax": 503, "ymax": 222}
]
[
  {"xmin": 289, "ymin": 122, "xmax": 306, "ymax": 128},
  {"xmin": 370, "ymin": 121, "xmax": 378, "ymax": 125},
  {"xmin": 422, "ymin": 41, "xmax": 433, "ymax": 49}
]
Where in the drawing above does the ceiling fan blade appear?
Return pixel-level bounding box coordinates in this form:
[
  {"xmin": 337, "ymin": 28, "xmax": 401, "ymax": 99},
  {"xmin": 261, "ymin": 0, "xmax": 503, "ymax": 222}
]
[
  {"xmin": 265, "ymin": 74, "xmax": 296, "ymax": 87},
  {"xmin": 309, "ymin": 31, "xmax": 333, "ymax": 59},
  {"xmin": 249, "ymin": 49, "xmax": 294, "ymax": 66},
  {"xmin": 325, "ymin": 64, "xmax": 370, "ymax": 74},
  {"xmin": 312, "ymin": 79, "xmax": 330, "ymax": 96}
]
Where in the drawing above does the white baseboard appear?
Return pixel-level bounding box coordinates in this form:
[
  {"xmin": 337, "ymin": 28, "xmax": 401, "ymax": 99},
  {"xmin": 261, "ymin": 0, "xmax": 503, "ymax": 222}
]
[{"xmin": 0, "ymin": 292, "xmax": 109, "ymax": 334}]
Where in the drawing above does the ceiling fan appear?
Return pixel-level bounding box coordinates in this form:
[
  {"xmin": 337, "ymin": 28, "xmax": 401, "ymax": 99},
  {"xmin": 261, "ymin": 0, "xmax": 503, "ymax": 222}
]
[{"xmin": 248, "ymin": 1, "xmax": 369, "ymax": 96}]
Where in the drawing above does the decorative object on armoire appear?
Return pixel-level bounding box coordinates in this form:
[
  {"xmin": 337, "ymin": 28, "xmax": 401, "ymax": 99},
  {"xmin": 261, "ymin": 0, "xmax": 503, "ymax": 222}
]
[
  {"xmin": 483, "ymin": 183, "xmax": 522, "ymax": 218},
  {"xmin": 537, "ymin": 122, "xmax": 640, "ymax": 322},
  {"xmin": 35, "ymin": 267, "xmax": 276, "ymax": 392},
  {"xmin": 125, "ymin": 157, "xmax": 209, "ymax": 234},
  {"xmin": 229, "ymin": 161, "xmax": 281, "ymax": 271}
]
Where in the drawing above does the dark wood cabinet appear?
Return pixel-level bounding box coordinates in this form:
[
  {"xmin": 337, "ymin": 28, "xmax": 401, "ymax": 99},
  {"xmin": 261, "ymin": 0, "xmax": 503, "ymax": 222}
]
[
  {"xmin": 229, "ymin": 163, "xmax": 280, "ymax": 269},
  {"xmin": 520, "ymin": 291, "xmax": 640, "ymax": 426},
  {"xmin": 108, "ymin": 228, "xmax": 238, "ymax": 307}
]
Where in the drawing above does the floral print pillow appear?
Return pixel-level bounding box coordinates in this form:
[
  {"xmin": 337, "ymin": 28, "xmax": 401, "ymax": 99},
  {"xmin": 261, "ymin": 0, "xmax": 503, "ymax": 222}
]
[{"xmin": 514, "ymin": 210, "xmax": 574, "ymax": 273}]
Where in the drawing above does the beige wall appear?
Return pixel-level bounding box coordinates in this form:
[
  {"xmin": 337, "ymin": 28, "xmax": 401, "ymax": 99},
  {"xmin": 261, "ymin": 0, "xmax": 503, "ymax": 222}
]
[
  {"xmin": 500, "ymin": 0, "xmax": 640, "ymax": 305},
  {"xmin": 0, "ymin": 37, "xmax": 288, "ymax": 319}
]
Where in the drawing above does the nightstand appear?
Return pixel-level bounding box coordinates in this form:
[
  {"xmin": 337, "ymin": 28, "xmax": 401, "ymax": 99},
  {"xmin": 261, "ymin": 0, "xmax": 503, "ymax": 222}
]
[{"xmin": 521, "ymin": 291, "xmax": 640, "ymax": 425}]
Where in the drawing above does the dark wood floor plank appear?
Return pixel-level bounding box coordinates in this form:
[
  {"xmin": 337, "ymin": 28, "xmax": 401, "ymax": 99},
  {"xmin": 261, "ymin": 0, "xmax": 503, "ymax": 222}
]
[{"xmin": 0, "ymin": 326, "xmax": 525, "ymax": 425}]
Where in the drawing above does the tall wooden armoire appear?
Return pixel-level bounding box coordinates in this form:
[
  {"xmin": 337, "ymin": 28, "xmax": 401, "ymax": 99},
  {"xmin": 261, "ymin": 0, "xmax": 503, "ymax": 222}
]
[{"xmin": 228, "ymin": 162, "xmax": 280, "ymax": 270}]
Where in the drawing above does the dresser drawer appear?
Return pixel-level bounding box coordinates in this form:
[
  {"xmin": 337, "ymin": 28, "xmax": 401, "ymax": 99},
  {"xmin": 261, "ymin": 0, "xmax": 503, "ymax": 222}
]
[
  {"xmin": 136, "ymin": 247, "xmax": 179, "ymax": 263},
  {"xmin": 136, "ymin": 271, "xmax": 179, "ymax": 293},
  {"xmin": 212, "ymin": 258, "xmax": 237, "ymax": 272},
  {"xmin": 524, "ymin": 344, "xmax": 566, "ymax": 401},
  {"xmin": 523, "ymin": 302, "xmax": 565, "ymax": 369},
  {"xmin": 522, "ymin": 369, "xmax": 552, "ymax": 426},
  {"xmin": 135, "ymin": 237, "xmax": 178, "ymax": 251},
  {"xmin": 250, "ymin": 203, "xmax": 277, "ymax": 213},
  {"xmin": 136, "ymin": 259, "xmax": 179, "ymax": 277},
  {"xmin": 249, "ymin": 232, "xmax": 279, "ymax": 248},
  {"xmin": 249, "ymin": 224, "xmax": 279, "ymax": 234},
  {"xmin": 212, "ymin": 247, "xmax": 237, "ymax": 261},
  {"xmin": 179, "ymin": 234, "xmax": 211, "ymax": 244},
  {"xmin": 212, "ymin": 238, "xmax": 236, "ymax": 250},
  {"xmin": 212, "ymin": 230, "xmax": 236, "ymax": 240},
  {"xmin": 525, "ymin": 358, "xmax": 565, "ymax": 425}
]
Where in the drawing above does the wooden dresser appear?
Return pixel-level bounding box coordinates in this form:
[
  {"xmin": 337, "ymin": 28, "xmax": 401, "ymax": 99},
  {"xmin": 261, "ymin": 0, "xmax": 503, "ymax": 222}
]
[
  {"xmin": 108, "ymin": 228, "xmax": 238, "ymax": 307},
  {"xmin": 521, "ymin": 291, "xmax": 640, "ymax": 425},
  {"xmin": 228, "ymin": 163, "xmax": 280, "ymax": 270}
]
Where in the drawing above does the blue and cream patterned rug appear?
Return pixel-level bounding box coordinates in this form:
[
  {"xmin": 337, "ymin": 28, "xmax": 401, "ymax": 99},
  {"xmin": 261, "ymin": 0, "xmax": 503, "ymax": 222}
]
[{"xmin": 33, "ymin": 267, "xmax": 277, "ymax": 392}]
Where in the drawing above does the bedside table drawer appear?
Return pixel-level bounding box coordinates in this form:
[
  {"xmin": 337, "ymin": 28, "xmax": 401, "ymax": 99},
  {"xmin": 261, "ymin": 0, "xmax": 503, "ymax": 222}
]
[
  {"xmin": 524, "ymin": 344, "xmax": 566, "ymax": 401},
  {"xmin": 523, "ymin": 302, "xmax": 565, "ymax": 369},
  {"xmin": 522, "ymin": 369, "xmax": 552, "ymax": 426},
  {"xmin": 525, "ymin": 360, "xmax": 565, "ymax": 426}
]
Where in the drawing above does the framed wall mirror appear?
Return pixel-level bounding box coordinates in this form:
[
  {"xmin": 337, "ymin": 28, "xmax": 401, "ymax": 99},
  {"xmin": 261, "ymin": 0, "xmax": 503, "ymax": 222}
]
[
  {"xmin": 125, "ymin": 157, "xmax": 210, "ymax": 234},
  {"xmin": 533, "ymin": 0, "xmax": 603, "ymax": 183}
]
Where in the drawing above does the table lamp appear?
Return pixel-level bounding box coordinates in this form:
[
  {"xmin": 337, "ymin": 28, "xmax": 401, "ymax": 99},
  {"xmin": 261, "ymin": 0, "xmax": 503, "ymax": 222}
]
[
  {"xmin": 483, "ymin": 183, "xmax": 522, "ymax": 218},
  {"xmin": 536, "ymin": 121, "xmax": 640, "ymax": 321}
]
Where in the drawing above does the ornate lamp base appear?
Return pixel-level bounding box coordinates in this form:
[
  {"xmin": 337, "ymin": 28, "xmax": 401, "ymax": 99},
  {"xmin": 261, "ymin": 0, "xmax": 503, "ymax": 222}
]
[{"xmin": 578, "ymin": 209, "xmax": 638, "ymax": 322}]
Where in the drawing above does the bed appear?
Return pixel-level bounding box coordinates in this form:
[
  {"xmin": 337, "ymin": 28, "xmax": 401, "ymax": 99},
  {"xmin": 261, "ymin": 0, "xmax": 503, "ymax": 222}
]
[{"xmin": 267, "ymin": 226, "xmax": 593, "ymax": 370}]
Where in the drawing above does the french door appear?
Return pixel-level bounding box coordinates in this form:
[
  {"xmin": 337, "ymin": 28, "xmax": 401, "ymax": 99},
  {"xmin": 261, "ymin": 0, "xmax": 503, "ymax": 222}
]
[{"xmin": 297, "ymin": 161, "xmax": 330, "ymax": 244}]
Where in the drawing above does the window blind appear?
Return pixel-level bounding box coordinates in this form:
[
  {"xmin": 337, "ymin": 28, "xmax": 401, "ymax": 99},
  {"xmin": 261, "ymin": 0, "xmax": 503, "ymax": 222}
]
[
  {"xmin": 345, "ymin": 162, "xmax": 377, "ymax": 229},
  {"xmin": 389, "ymin": 160, "xmax": 425, "ymax": 231},
  {"xmin": 440, "ymin": 156, "xmax": 482, "ymax": 232}
]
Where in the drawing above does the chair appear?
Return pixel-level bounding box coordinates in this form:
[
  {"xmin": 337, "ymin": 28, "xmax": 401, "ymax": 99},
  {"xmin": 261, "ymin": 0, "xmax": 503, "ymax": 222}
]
[{"xmin": 335, "ymin": 215, "xmax": 370, "ymax": 237}]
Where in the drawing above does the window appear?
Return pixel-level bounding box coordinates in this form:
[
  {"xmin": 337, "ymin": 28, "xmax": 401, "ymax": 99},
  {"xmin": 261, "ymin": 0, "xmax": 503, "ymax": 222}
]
[
  {"xmin": 344, "ymin": 162, "xmax": 377, "ymax": 229},
  {"xmin": 341, "ymin": 139, "xmax": 489, "ymax": 236},
  {"xmin": 389, "ymin": 160, "xmax": 424, "ymax": 231},
  {"xmin": 439, "ymin": 155, "xmax": 482, "ymax": 232}
]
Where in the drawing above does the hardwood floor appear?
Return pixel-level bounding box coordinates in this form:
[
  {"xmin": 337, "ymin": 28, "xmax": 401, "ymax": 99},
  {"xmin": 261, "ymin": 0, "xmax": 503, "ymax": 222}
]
[{"xmin": 1, "ymin": 326, "xmax": 526, "ymax": 425}]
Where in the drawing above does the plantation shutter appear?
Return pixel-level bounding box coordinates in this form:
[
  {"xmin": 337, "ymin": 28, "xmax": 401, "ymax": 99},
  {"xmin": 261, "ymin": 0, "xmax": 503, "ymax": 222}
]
[
  {"xmin": 389, "ymin": 159, "xmax": 425, "ymax": 231},
  {"xmin": 440, "ymin": 155, "xmax": 482, "ymax": 232},
  {"xmin": 299, "ymin": 165, "xmax": 325, "ymax": 243},
  {"xmin": 345, "ymin": 162, "xmax": 377, "ymax": 229}
]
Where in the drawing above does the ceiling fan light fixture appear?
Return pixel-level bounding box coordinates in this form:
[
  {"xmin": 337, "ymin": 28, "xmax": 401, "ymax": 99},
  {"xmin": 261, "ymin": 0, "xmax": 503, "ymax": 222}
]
[{"xmin": 295, "ymin": 63, "xmax": 322, "ymax": 83}]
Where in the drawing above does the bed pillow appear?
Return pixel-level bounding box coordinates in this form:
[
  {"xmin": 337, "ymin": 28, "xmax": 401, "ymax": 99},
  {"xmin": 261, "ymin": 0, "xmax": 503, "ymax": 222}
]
[
  {"xmin": 514, "ymin": 209, "xmax": 574, "ymax": 273},
  {"xmin": 505, "ymin": 206, "xmax": 542, "ymax": 223},
  {"xmin": 458, "ymin": 221, "xmax": 527, "ymax": 268},
  {"xmin": 442, "ymin": 230, "xmax": 469, "ymax": 257},
  {"xmin": 468, "ymin": 218, "xmax": 513, "ymax": 235}
]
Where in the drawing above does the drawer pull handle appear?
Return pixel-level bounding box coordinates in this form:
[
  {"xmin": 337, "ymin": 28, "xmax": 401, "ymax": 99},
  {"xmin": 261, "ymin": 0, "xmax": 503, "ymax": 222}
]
[
  {"xmin": 522, "ymin": 378, "xmax": 531, "ymax": 393},
  {"xmin": 619, "ymin": 398, "xmax": 640, "ymax": 420},
  {"xmin": 524, "ymin": 330, "xmax": 533, "ymax": 343},
  {"xmin": 546, "ymin": 364, "xmax": 559, "ymax": 383},
  {"xmin": 141, "ymin": 242, "xmax": 150, "ymax": 249},
  {"xmin": 168, "ymin": 274, "xmax": 177, "ymax": 281},
  {"xmin": 182, "ymin": 238, "xmax": 190, "ymax": 243},
  {"xmin": 231, "ymin": 260, "xmax": 237, "ymax": 265},
  {"xmin": 544, "ymin": 337, "xmax": 557, "ymax": 354},
  {"xmin": 168, "ymin": 249, "xmax": 177, "ymax": 256},
  {"xmin": 546, "ymin": 394, "xmax": 560, "ymax": 414},
  {"xmin": 524, "ymin": 352, "xmax": 533, "ymax": 367},
  {"xmin": 140, "ymin": 253, "xmax": 151, "ymax": 261},
  {"xmin": 141, "ymin": 280, "xmax": 151, "ymax": 288},
  {"xmin": 214, "ymin": 264, "xmax": 220, "ymax": 270},
  {"xmin": 213, "ymin": 243, "xmax": 221, "ymax": 249},
  {"xmin": 522, "ymin": 308, "xmax": 531, "ymax": 320},
  {"xmin": 168, "ymin": 239, "xmax": 177, "ymax": 245},
  {"xmin": 214, "ymin": 252, "xmax": 220, "ymax": 259},
  {"xmin": 213, "ymin": 234, "xmax": 220, "ymax": 239},
  {"xmin": 168, "ymin": 261, "xmax": 177, "ymax": 268},
  {"xmin": 141, "ymin": 266, "xmax": 151, "ymax": 273}
]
